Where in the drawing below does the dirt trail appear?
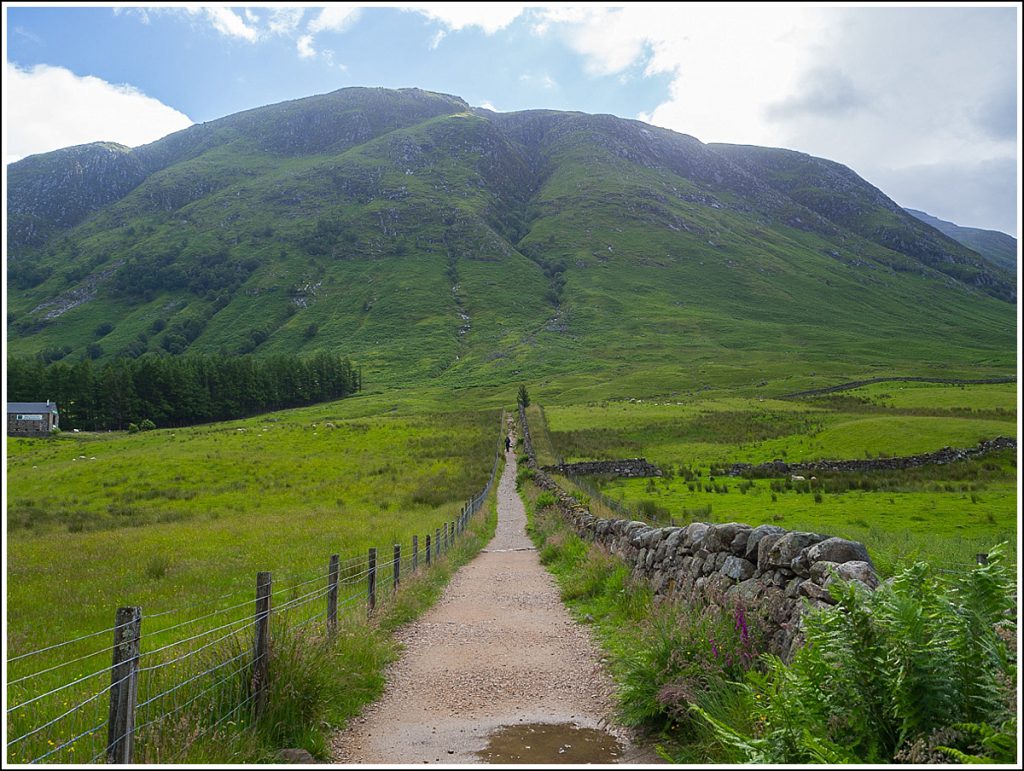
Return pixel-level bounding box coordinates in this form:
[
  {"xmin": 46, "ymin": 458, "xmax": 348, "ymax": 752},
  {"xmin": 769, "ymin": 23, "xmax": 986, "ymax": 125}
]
[{"xmin": 331, "ymin": 445, "xmax": 651, "ymax": 764}]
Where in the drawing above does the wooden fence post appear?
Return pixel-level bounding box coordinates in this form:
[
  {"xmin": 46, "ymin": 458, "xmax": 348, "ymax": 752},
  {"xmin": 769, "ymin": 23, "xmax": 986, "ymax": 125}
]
[
  {"xmin": 435, "ymin": 528, "xmax": 441, "ymax": 559},
  {"xmin": 393, "ymin": 544, "xmax": 401, "ymax": 592},
  {"xmin": 425, "ymin": 534, "xmax": 432, "ymax": 567},
  {"xmin": 412, "ymin": 535, "xmax": 419, "ymax": 573},
  {"xmin": 451, "ymin": 521, "xmax": 456, "ymax": 545},
  {"xmin": 252, "ymin": 572, "xmax": 272, "ymax": 718},
  {"xmin": 327, "ymin": 555, "xmax": 340, "ymax": 636},
  {"xmin": 443, "ymin": 522, "xmax": 449, "ymax": 551},
  {"xmin": 106, "ymin": 606, "xmax": 141, "ymax": 764},
  {"xmin": 367, "ymin": 548, "xmax": 377, "ymax": 614}
]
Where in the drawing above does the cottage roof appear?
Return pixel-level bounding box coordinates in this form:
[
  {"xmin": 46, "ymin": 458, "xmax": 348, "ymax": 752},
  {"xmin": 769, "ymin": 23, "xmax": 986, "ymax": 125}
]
[{"xmin": 7, "ymin": 402, "xmax": 59, "ymax": 413}]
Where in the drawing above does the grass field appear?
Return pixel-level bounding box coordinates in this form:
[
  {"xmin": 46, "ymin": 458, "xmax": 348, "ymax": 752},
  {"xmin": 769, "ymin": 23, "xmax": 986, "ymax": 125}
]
[
  {"xmin": 534, "ymin": 381, "xmax": 1017, "ymax": 574},
  {"xmin": 5, "ymin": 400, "xmax": 505, "ymax": 763}
]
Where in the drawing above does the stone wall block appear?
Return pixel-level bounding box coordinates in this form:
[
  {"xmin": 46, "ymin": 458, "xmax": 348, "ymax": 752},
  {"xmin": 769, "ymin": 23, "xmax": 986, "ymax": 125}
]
[
  {"xmin": 764, "ymin": 532, "xmax": 828, "ymax": 570},
  {"xmin": 833, "ymin": 560, "xmax": 880, "ymax": 589},
  {"xmin": 804, "ymin": 537, "xmax": 873, "ymax": 568},
  {"xmin": 746, "ymin": 524, "xmax": 787, "ymax": 562},
  {"xmin": 799, "ymin": 581, "xmax": 836, "ymax": 604},
  {"xmin": 809, "ymin": 560, "xmax": 839, "ymax": 585},
  {"xmin": 682, "ymin": 522, "xmax": 711, "ymax": 550},
  {"xmin": 756, "ymin": 532, "xmax": 786, "ymax": 571},
  {"xmin": 784, "ymin": 576, "xmax": 804, "ymax": 599},
  {"xmin": 730, "ymin": 530, "xmax": 750, "ymax": 556},
  {"xmin": 721, "ymin": 555, "xmax": 756, "ymax": 582}
]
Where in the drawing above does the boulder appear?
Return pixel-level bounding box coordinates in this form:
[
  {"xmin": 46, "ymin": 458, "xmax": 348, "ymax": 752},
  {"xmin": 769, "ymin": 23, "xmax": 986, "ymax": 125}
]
[
  {"xmin": 804, "ymin": 537, "xmax": 873, "ymax": 567},
  {"xmin": 726, "ymin": 578, "xmax": 763, "ymax": 607},
  {"xmin": 763, "ymin": 532, "xmax": 827, "ymax": 570},
  {"xmin": 745, "ymin": 524, "xmax": 787, "ymax": 562},
  {"xmin": 791, "ymin": 551, "xmax": 812, "ymax": 577},
  {"xmin": 720, "ymin": 555, "xmax": 756, "ymax": 582},
  {"xmin": 809, "ymin": 560, "xmax": 840, "ymax": 585},
  {"xmin": 704, "ymin": 522, "xmax": 751, "ymax": 552},
  {"xmin": 730, "ymin": 529, "xmax": 751, "ymax": 556},
  {"xmin": 784, "ymin": 576, "xmax": 804, "ymax": 599},
  {"xmin": 277, "ymin": 749, "xmax": 317, "ymax": 764},
  {"xmin": 682, "ymin": 522, "xmax": 711, "ymax": 550},
  {"xmin": 831, "ymin": 560, "xmax": 880, "ymax": 589},
  {"xmin": 799, "ymin": 581, "xmax": 836, "ymax": 604}
]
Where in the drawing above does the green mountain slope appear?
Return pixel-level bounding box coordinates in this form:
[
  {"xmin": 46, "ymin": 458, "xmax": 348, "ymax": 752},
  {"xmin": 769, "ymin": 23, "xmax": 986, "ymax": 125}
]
[
  {"xmin": 905, "ymin": 208, "xmax": 1017, "ymax": 275},
  {"xmin": 6, "ymin": 87, "xmax": 1016, "ymax": 395}
]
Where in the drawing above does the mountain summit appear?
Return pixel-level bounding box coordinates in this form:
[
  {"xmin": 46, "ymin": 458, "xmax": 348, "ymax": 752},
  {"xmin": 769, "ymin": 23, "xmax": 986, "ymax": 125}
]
[{"xmin": 6, "ymin": 87, "xmax": 1015, "ymax": 388}]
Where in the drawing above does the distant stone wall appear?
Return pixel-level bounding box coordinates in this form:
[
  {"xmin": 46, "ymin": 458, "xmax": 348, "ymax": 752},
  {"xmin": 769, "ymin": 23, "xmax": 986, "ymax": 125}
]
[
  {"xmin": 542, "ymin": 459, "xmax": 662, "ymax": 478},
  {"xmin": 519, "ymin": 405, "xmax": 878, "ymax": 659},
  {"xmin": 723, "ymin": 436, "xmax": 1016, "ymax": 478},
  {"xmin": 781, "ymin": 375, "xmax": 1015, "ymax": 399}
]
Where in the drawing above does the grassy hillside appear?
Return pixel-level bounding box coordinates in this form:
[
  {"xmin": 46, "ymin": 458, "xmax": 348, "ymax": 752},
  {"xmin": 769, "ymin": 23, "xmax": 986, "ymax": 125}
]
[
  {"xmin": 906, "ymin": 207, "xmax": 1017, "ymax": 274},
  {"xmin": 7, "ymin": 88, "xmax": 1015, "ymax": 398}
]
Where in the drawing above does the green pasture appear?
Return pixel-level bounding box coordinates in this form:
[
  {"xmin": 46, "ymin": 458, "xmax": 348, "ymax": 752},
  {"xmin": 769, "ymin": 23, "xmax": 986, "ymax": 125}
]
[
  {"xmin": 533, "ymin": 381, "xmax": 1017, "ymax": 573},
  {"xmin": 7, "ymin": 403, "xmax": 501, "ymax": 647},
  {"xmin": 541, "ymin": 383, "xmax": 1016, "ymax": 468},
  {"xmin": 6, "ymin": 399, "xmax": 506, "ymax": 763}
]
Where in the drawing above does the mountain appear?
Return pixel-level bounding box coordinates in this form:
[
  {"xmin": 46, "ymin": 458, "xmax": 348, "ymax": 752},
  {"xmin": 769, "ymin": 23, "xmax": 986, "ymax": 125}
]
[
  {"xmin": 6, "ymin": 87, "xmax": 1016, "ymax": 393},
  {"xmin": 904, "ymin": 208, "xmax": 1017, "ymax": 275}
]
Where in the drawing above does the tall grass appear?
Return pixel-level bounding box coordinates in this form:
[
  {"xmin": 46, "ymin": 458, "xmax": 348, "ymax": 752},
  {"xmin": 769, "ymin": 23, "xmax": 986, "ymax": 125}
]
[{"xmin": 6, "ymin": 409, "xmax": 503, "ymax": 764}]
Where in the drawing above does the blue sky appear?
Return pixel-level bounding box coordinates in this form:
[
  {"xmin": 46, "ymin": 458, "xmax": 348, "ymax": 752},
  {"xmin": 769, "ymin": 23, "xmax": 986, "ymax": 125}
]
[{"xmin": 3, "ymin": 4, "xmax": 1020, "ymax": 236}]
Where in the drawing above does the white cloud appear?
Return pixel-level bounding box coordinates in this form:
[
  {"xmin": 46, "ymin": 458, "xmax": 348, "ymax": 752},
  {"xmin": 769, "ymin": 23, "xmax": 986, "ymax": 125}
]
[
  {"xmin": 479, "ymin": 100, "xmax": 498, "ymax": 112},
  {"xmin": 188, "ymin": 6, "xmax": 259, "ymax": 42},
  {"xmin": 538, "ymin": 6, "xmax": 1018, "ymax": 235},
  {"xmin": 268, "ymin": 7, "xmax": 305, "ymax": 35},
  {"xmin": 407, "ymin": 4, "xmax": 526, "ymax": 35},
  {"xmin": 308, "ymin": 6, "xmax": 360, "ymax": 35},
  {"xmin": 4, "ymin": 63, "xmax": 194, "ymax": 162},
  {"xmin": 297, "ymin": 34, "xmax": 316, "ymax": 59}
]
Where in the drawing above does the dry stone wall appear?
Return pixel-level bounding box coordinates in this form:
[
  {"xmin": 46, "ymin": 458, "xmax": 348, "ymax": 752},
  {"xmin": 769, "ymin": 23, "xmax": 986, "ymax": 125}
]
[
  {"xmin": 519, "ymin": 406, "xmax": 878, "ymax": 659},
  {"xmin": 541, "ymin": 459, "xmax": 662, "ymax": 478},
  {"xmin": 723, "ymin": 436, "xmax": 1016, "ymax": 478}
]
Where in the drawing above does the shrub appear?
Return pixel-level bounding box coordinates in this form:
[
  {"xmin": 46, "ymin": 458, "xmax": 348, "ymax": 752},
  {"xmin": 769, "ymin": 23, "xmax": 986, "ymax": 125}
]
[
  {"xmin": 570, "ymin": 490, "xmax": 590, "ymax": 508},
  {"xmin": 127, "ymin": 423, "xmax": 140, "ymax": 433},
  {"xmin": 694, "ymin": 545, "xmax": 1017, "ymax": 763},
  {"xmin": 140, "ymin": 419, "xmax": 157, "ymax": 431},
  {"xmin": 535, "ymin": 491, "xmax": 557, "ymax": 509},
  {"xmin": 619, "ymin": 601, "xmax": 766, "ymax": 733},
  {"xmin": 515, "ymin": 467, "xmax": 534, "ymax": 488}
]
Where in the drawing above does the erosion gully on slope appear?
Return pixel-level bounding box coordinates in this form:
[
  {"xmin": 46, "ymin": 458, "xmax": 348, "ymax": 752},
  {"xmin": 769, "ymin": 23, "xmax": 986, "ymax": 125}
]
[{"xmin": 331, "ymin": 436, "xmax": 654, "ymax": 764}]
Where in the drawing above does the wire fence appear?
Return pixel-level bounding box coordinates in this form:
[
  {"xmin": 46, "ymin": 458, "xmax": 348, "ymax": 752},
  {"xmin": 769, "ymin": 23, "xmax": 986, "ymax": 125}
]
[{"xmin": 6, "ymin": 410, "xmax": 506, "ymax": 765}]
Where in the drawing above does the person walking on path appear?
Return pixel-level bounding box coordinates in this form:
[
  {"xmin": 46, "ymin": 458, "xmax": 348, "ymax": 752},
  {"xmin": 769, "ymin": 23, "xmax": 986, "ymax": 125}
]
[{"xmin": 505, "ymin": 435, "xmax": 512, "ymax": 453}]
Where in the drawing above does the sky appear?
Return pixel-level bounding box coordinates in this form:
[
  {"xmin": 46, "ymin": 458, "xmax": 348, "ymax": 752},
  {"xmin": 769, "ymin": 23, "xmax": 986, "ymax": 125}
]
[{"xmin": 3, "ymin": 3, "xmax": 1021, "ymax": 236}]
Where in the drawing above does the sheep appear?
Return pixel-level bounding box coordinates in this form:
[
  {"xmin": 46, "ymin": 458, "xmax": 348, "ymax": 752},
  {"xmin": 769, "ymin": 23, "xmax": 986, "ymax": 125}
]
[{"xmin": 791, "ymin": 475, "xmax": 806, "ymax": 482}]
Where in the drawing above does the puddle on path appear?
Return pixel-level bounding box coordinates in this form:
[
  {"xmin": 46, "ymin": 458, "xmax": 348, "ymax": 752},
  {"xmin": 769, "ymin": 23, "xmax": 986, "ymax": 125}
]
[{"xmin": 476, "ymin": 722, "xmax": 622, "ymax": 764}]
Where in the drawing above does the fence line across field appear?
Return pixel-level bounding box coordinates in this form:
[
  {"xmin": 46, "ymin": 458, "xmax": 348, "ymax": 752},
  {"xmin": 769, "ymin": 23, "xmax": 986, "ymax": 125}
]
[{"xmin": 7, "ymin": 409, "xmax": 506, "ymax": 764}]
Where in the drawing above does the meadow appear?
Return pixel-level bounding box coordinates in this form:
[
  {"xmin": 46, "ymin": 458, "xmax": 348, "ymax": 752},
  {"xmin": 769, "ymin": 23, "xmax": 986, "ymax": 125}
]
[
  {"xmin": 531, "ymin": 381, "xmax": 1017, "ymax": 574},
  {"xmin": 6, "ymin": 398, "xmax": 504, "ymax": 763}
]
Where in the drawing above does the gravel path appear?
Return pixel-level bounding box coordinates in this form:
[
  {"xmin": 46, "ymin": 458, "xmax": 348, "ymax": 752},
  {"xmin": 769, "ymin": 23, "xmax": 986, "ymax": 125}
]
[{"xmin": 331, "ymin": 443, "xmax": 651, "ymax": 764}]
